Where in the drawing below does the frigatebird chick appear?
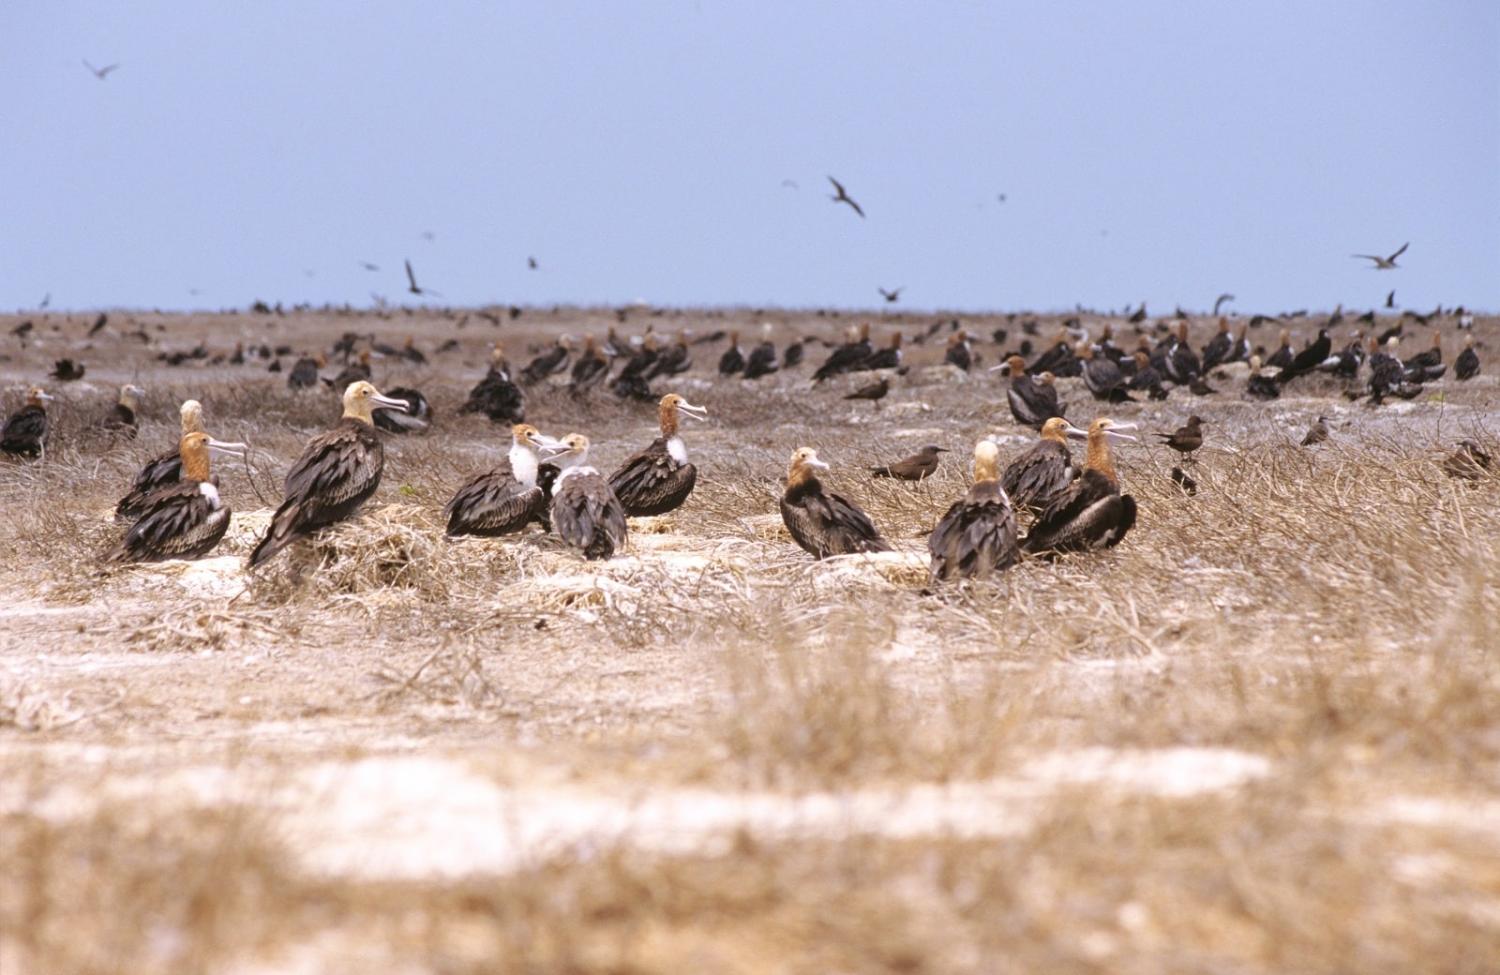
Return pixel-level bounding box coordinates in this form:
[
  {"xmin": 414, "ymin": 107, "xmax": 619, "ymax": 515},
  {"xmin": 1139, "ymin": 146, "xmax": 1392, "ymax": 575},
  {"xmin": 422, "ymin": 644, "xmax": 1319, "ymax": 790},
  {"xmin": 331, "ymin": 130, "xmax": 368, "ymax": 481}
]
[
  {"xmin": 1079, "ymin": 343, "xmax": 1133, "ymax": 402},
  {"xmin": 1, "ymin": 387, "xmax": 55, "ymax": 458},
  {"xmin": 109, "ymin": 432, "xmax": 247, "ymax": 563},
  {"xmin": 443, "ymin": 424, "xmax": 558, "ymax": 537},
  {"xmin": 1442, "ymin": 440, "xmax": 1492, "ymax": 482},
  {"xmin": 288, "ymin": 353, "xmax": 325, "ymax": 390},
  {"xmin": 813, "ymin": 322, "xmax": 872, "ymax": 382},
  {"xmin": 944, "ymin": 331, "xmax": 973, "ymax": 372},
  {"xmin": 1155, "ymin": 416, "xmax": 1206, "ymax": 460},
  {"xmin": 372, "ymin": 387, "xmax": 431, "ymax": 434},
  {"xmin": 544, "ymin": 433, "xmax": 628, "ymax": 560},
  {"xmin": 1402, "ymin": 330, "xmax": 1446, "ymax": 382},
  {"xmin": 248, "ymin": 381, "xmax": 408, "ymax": 568},
  {"xmin": 992, "ymin": 355, "xmax": 1065, "ymax": 429},
  {"xmin": 718, "ymin": 330, "xmax": 746, "ymax": 376},
  {"xmin": 645, "ymin": 330, "xmax": 693, "ymax": 379},
  {"xmin": 861, "ymin": 332, "xmax": 903, "ymax": 372},
  {"xmin": 1455, "ymin": 335, "xmax": 1480, "ymax": 381},
  {"xmin": 116, "ymin": 399, "xmax": 205, "ymax": 522},
  {"xmin": 462, "ymin": 343, "xmax": 526, "ymax": 423},
  {"xmin": 520, "ymin": 335, "xmax": 572, "ymax": 385},
  {"xmin": 569, "ymin": 335, "xmax": 610, "ymax": 394},
  {"xmin": 780, "ymin": 448, "xmax": 891, "ymax": 559},
  {"xmin": 743, "ymin": 324, "xmax": 779, "ymax": 379},
  {"xmin": 98, "ymin": 384, "xmax": 146, "ymax": 439},
  {"xmin": 1169, "ymin": 466, "xmax": 1197, "ymax": 496},
  {"xmin": 928, "ymin": 440, "xmax": 1019, "ymax": 582},
  {"xmin": 1265, "ymin": 328, "xmax": 1294, "ymax": 371},
  {"xmin": 1246, "ymin": 356, "xmax": 1280, "ymax": 401},
  {"xmin": 782, "ymin": 336, "xmax": 806, "ymax": 369},
  {"xmin": 870, "ymin": 444, "xmax": 945, "ymax": 481},
  {"xmin": 608, "ymin": 393, "xmax": 707, "ymax": 516},
  {"xmin": 1022, "ymin": 418, "xmax": 1138, "ymax": 555},
  {"xmin": 329, "ymin": 350, "xmax": 373, "ymax": 390},
  {"xmin": 1000, "ymin": 417, "xmax": 1086, "ymax": 515}
]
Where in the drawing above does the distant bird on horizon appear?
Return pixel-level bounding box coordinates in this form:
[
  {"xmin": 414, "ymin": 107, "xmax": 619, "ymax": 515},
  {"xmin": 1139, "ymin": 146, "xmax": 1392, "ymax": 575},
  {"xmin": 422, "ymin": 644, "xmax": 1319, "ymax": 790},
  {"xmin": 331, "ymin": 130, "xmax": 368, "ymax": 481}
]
[
  {"xmin": 878, "ymin": 286, "xmax": 903, "ymax": 304},
  {"xmin": 38, "ymin": 293, "xmax": 49, "ymax": 310},
  {"xmin": 405, "ymin": 259, "xmax": 440, "ymax": 297},
  {"xmin": 83, "ymin": 59, "xmax": 119, "ymax": 80},
  {"xmin": 1352, "ymin": 242, "xmax": 1408, "ymax": 270},
  {"xmin": 827, "ymin": 176, "xmax": 865, "ymax": 218}
]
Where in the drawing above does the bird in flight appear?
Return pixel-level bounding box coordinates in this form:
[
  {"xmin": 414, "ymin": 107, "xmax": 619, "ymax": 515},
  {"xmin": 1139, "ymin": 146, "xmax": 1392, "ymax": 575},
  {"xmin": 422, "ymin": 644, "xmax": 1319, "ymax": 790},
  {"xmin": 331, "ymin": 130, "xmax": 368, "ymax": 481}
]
[
  {"xmin": 878, "ymin": 287, "xmax": 903, "ymax": 304},
  {"xmin": 1213, "ymin": 293, "xmax": 1235, "ymax": 316},
  {"xmin": 527, "ymin": 256, "xmax": 539, "ymax": 270},
  {"xmin": 827, "ymin": 176, "xmax": 865, "ymax": 218},
  {"xmin": 781, "ymin": 178, "xmax": 800, "ymax": 190},
  {"xmin": 996, "ymin": 193, "xmax": 1007, "ymax": 203},
  {"xmin": 1352, "ymin": 242, "xmax": 1408, "ymax": 270},
  {"xmin": 1385, "ymin": 289, "xmax": 1395, "ymax": 308},
  {"xmin": 38, "ymin": 293, "xmax": 50, "ymax": 310},
  {"xmin": 359, "ymin": 261, "xmax": 379, "ymax": 272},
  {"xmin": 405, "ymin": 259, "xmax": 441, "ymax": 298},
  {"xmin": 83, "ymin": 60, "xmax": 119, "ymax": 80}
]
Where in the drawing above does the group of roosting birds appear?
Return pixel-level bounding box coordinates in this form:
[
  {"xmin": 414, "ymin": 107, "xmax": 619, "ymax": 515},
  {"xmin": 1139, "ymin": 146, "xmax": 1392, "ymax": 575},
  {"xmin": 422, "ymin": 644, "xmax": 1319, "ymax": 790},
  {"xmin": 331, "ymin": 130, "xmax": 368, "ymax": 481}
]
[{"xmin": 0, "ymin": 305, "xmax": 1490, "ymax": 583}]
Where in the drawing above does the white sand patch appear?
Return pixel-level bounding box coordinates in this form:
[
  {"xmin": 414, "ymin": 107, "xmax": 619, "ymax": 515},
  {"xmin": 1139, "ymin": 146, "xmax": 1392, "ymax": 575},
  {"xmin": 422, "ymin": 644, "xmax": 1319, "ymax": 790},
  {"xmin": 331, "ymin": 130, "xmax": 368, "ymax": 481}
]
[
  {"xmin": 175, "ymin": 556, "xmax": 247, "ymax": 597},
  {"xmin": 1020, "ymin": 747, "xmax": 1271, "ymax": 796}
]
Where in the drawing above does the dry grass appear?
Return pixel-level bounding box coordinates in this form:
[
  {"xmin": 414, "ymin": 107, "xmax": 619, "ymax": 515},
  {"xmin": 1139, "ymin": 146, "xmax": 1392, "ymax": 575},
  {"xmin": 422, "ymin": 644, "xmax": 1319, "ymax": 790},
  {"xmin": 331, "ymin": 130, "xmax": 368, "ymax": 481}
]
[{"xmin": 0, "ymin": 305, "xmax": 1498, "ymax": 972}]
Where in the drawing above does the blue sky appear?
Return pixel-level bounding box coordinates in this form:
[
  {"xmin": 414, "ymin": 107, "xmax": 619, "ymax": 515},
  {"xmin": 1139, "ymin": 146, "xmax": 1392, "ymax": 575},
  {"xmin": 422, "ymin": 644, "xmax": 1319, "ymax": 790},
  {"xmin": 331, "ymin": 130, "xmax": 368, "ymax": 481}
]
[{"xmin": 3, "ymin": 2, "xmax": 1495, "ymax": 313}]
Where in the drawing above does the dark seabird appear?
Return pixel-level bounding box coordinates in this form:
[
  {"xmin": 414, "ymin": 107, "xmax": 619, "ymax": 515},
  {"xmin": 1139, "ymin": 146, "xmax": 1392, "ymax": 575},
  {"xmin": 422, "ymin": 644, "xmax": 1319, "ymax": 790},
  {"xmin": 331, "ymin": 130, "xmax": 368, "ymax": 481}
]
[
  {"xmin": 928, "ymin": 440, "xmax": 1019, "ymax": 582},
  {"xmin": 98, "ymin": 384, "xmax": 146, "ymax": 439},
  {"xmin": 1170, "ymin": 466, "xmax": 1197, "ymax": 496},
  {"xmin": 1455, "ymin": 336, "xmax": 1480, "ymax": 380},
  {"xmin": 115, "ymin": 399, "xmax": 205, "ymax": 522},
  {"xmin": 994, "ymin": 355, "xmax": 1065, "ymax": 429},
  {"xmin": 109, "ymin": 432, "xmax": 247, "ymax": 563},
  {"xmin": 1301, "ymin": 416, "xmax": 1330, "ymax": 446},
  {"xmin": 827, "ymin": 175, "xmax": 865, "ymax": 218},
  {"xmin": 329, "ymin": 350, "xmax": 373, "ymax": 390},
  {"xmin": 743, "ymin": 324, "xmax": 779, "ymax": 379},
  {"xmin": 1442, "ymin": 440, "xmax": 1492, "ymax": 481},
  {"xmin": 1, "ymin": 387, "xmax": 54, "ymax": 458},
  {"xmin": 1352, "ymin": 242, "xmax": 1408, "ymax": 270},
  {"xmin": 520, "ymin": 336, "xmax": 572, "ymax": 384},
  {"xmin": 462, "ymin": 343, "xmax": 526, "ymax": 423},
  {"xmin": 1079, "ymin": 343, "xmax": 1132, "ymax": 402},
  {"xmin": 546, "ymin": 434, "xmax": 629, "ymax": 560},
  {"xmin": 1265, "ymin": 328, "xmax": 1295, "ymax": 371},
  {"xmin": 780, "ymin": 447, "xmax": 891, "ymax": 559},
  {"xmin": 944, "ymin": 331, "xmax": 972, "ymax": 372},
  {"xmin": 443, "ymin": 423, "xmax": 557, "ymax": 537},
  {"xmin": 861, "ymin": 332, "xmax": 903, "ymax": 372},
  {"xmin": 248, "ymin": 382, "xmax": 408, "ymax": 568},
  {"xmin": 813, "ymin": 323, "xmax": 872, "ymax": 383},
  {"xmin": 50, "ymin": 359, "xmax": 85, "ymax": 382},
  {"xmin": 1001, "ymin": 417, "xmax": 1085, "ymax": 515},
  {"xmin": 288, "ymin": 353, "xmax": 325, "ymax": 390},
  {"xmin": 1022, "ymin": 418, "xmax": 1138, "ymax": 556},
  {"xmin": 1246, "ymin": 357, "xmax": 1280, "ymax": 400},
  {"xmin": 718, "ymin": 330, "xmax": 746, "ymax": 376},
  {"xmin": 1200, "ymin": 318, "xmax": 1233, "ymax": 372},
  {"xmin": 607, "ymin": 393, "xmax": 708, "ymax": 516},
  {"xmin": 843, "ymin": 376, "xmax": 889, "ymax": 404},
  {"xmin": 1155, "ymin": 416, "xmax": 1206, "ymax": 460},
  {"xmin": 569, "ymin": 335, "xmax": 610, "ymax": 394},
  {"xmin": 870, "ymin": 444, "xmax": 945, "ymax": 481}
]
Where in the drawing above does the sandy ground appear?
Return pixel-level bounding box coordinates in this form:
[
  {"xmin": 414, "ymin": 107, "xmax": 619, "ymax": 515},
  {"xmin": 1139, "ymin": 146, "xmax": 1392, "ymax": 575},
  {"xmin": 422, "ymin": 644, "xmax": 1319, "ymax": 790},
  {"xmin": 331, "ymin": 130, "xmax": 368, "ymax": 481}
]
[{"xmin": 0, "ymin": 303, "xmax": 1497, "ymax": 973}]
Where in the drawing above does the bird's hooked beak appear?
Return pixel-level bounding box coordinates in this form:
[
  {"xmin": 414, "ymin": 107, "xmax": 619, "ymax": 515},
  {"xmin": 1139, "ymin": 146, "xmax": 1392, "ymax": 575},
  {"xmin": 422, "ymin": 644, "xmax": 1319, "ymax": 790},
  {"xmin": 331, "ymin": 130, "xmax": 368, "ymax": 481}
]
[
  {"xmin": 35, "ymin": 391, "xmax": 56, "ymax": 403},
  {"xmin": 369, "ymin": 392, "xmax": 409, "ymax": 413},
  {"xmin": 206, "ymin": 438, "xmax": 248, "ymax": 460},
  {"xmin": 538, "ymin": 439, "xmax": 577, "ymax": 458},
  {"xmin": 526, "ymin": 431, "xmax": 563, "ymax": 451},
  {"xmin": 675, "ymin": 399, "xmax": 709, "ymax": 422},
  {"xmin": 1103, "ymin": 422, "xmax": 1139, "ymax": 443},
  {"xmin": 802, "ymin": 453, "xmax": 830, "ymax": 471},
  {"xmin": 987, "ymin": 362, "xmax": 1012, "ymax": 374},
  {"xmin": 1063, "ymin": 424, "xmax": 1090, "ymax": 441}
]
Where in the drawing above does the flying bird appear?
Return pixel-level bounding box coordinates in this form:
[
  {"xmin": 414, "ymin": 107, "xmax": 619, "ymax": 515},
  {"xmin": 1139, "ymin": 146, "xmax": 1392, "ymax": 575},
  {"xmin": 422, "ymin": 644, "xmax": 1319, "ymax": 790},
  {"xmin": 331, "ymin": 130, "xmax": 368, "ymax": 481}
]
[
  {"xmin": 1352, "ymin": 242, "xmax": 1408, "ymax": 270},
  {"xmin": 38, "ymin": 293, "xmax": 49, "ymax": 309},
  {"xmin": 83, "ymin": 59, "xmax": 119, "ymax": 80},
  {"xmin": 827, "ymin": 176, "xmax": 865, "ymax": 218},
  {"xmin": 527, "ymin": 256, "xmax": 539, "ymax": 270},
  {"xmin": 781, "ymin": 178, "xmax": 800, "ymax": 189},
  {"xmin": 1212, "ymin": 293, "xmax": 1235, "ymax": 316},
  {"xmin": 359, "ymin": 261, "xmax": 379, "ymax": 272},
  {"xmin": 1385, "ymin": 289, "xmax": 1395, "ymax": 309},
  {"xmin": 878, "ymin": 287, "xmax": 903, "ymax": 304},
  {"xmin": 404, "ymin": 259, "xmax": 441, "ymax": 297}
]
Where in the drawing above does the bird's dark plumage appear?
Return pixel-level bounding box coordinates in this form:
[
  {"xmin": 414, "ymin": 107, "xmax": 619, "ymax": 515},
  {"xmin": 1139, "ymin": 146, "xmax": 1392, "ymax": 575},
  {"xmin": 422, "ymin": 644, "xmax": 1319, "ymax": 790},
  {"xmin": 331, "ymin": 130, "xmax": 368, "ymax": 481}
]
[
  {"xmin": 928, "ymin": 442, "xmax": 1018, "ymax": 582},
  {"xmin": 372, "ymin": 387, "xmax": 431, "ymax": 434},
  {"xmin": 870, "ymin": 445, "xmax": 945, "ymax": 481},
  {"xmin": 781, "ymin": 451, "xmax": 890, "ymax": 559}
]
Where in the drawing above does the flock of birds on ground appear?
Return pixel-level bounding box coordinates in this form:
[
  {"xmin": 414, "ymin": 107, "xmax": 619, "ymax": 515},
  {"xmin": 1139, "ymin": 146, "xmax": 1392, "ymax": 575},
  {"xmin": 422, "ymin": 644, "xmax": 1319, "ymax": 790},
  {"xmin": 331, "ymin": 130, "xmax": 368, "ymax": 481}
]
[{"xmin": 0, "ymin": 299, "xmax": 1492, "ymax": 583}]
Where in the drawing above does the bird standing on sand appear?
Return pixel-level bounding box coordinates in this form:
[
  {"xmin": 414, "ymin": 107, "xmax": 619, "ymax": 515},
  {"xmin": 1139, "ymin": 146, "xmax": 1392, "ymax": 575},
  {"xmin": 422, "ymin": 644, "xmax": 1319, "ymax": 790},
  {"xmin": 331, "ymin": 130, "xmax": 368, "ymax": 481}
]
[
  {"xmin": 1, "ymin": 387, "xmax": 54, "ymax": 458},
  {"xmin": 813, "ymin": 323, "xmax": 873, "ymax": 382},
  {"xmin": 1455, "ymin": 336, "xmax": 1480, "ymax": 380},
  {"xmin": 248, "ymin": 382, "xmax": 409, "ymax": 567},
  {"xmin": 97, "ymin": 384, "xmax": 145, "ymax": 439},
  {"xmin": 743, "ymin": 324, "xmax": 779, "ymax": 380},
  {"xmin": 463, "ymin": 343, "xmax": 526, "ymax": 422},
  {"xmin": 928, "ymin": 440, "xmax": 1019, "ymax": 582},
  {"xmin": 608, "ymin": 394, "xmax": 708, "ymax": 516},
  {"xmin": 870, "ymin": 445, "xmax": 945, "ymax": 481},
  {"xmin": 994, "ymin": 355, "xmax": 1065, "ymax": 429},
  {"xmin": 780, "ymin": 448, "xmax": 890, "ymax": 559},
  {"xmin": 1022, "ymin": 418, "xmax": 1138, "ymax": 555},
  {"xmin": 545, "ymin": 434, "xmax": 629, "ymax": 560},
  {"xmin": 843, "ymin": 376, "xmax": 889, "ymax": 405},
  {"xmin": 827, "ymin": 176, "xmax": 865, "ymax": 218},
  {"xmin": 1352, "ymin": 242, "xmax": 1408, "ymax": 269},
  {"xmin": 109, "ymin": 432, "xmax": 247, "ymax": 563},
  {"xmin": 1156, "ymin": 416, "xmax": 1206, "ymax": 460},
  {"xmin": 718, "ymin": 331, "xmax": 746, "ymax": 376}
]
